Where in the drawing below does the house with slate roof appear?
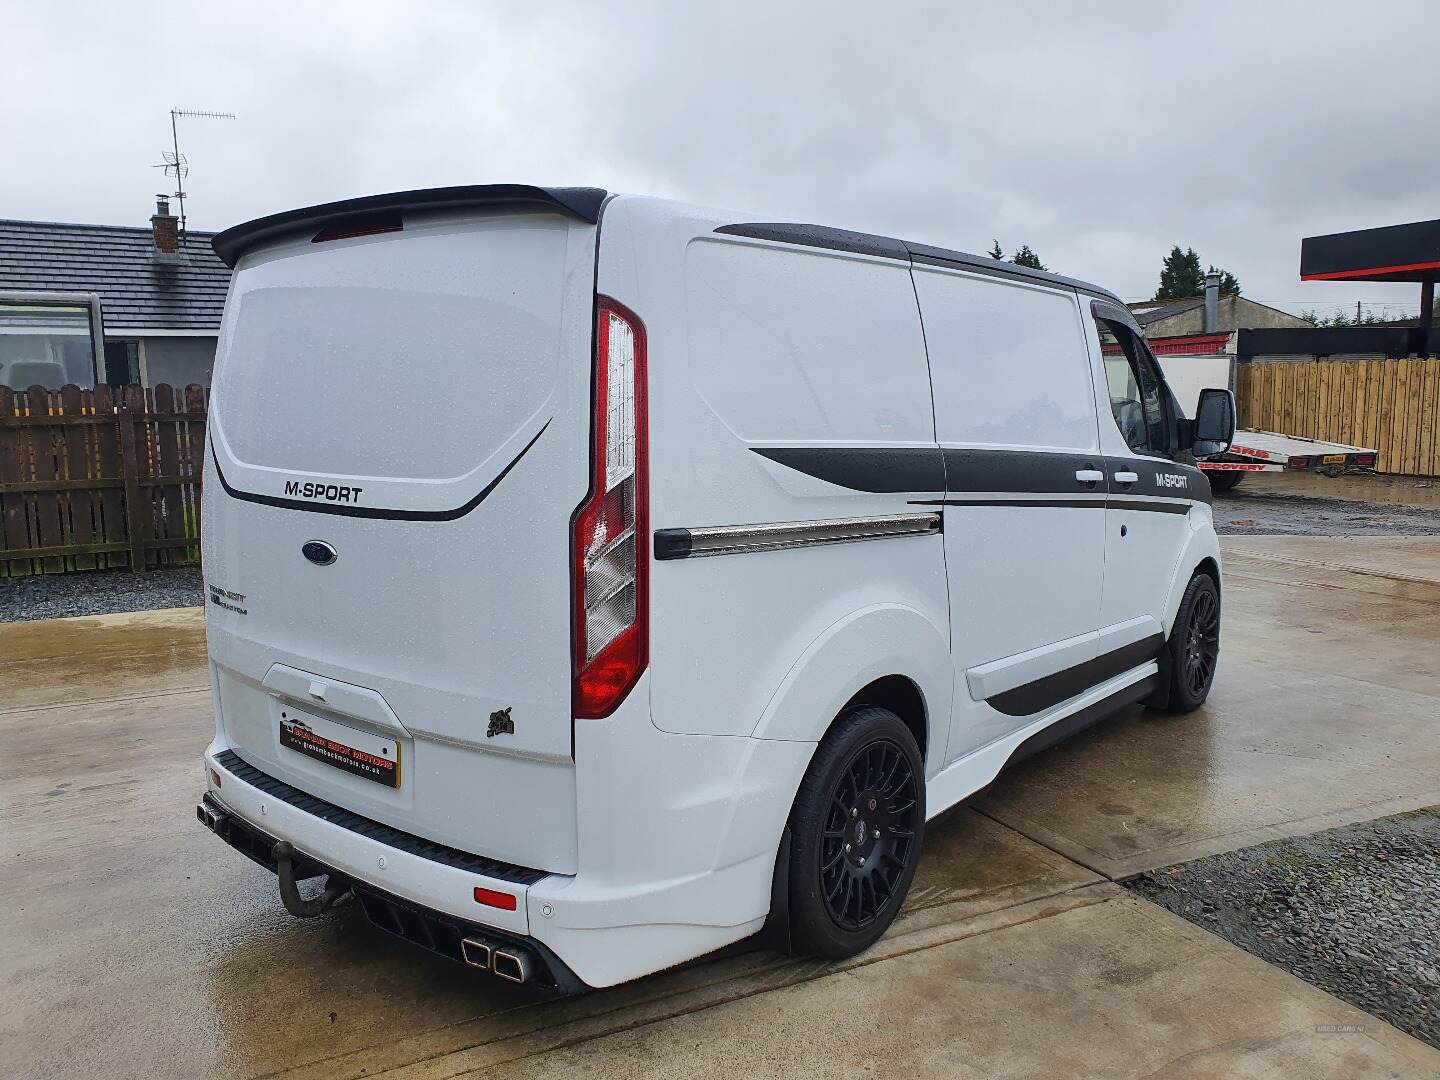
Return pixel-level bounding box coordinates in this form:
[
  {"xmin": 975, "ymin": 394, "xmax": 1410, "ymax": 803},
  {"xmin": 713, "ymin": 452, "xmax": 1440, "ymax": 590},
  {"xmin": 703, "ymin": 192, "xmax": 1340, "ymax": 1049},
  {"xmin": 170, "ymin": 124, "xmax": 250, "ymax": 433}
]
[{"xmin": 0, "ymin": 197, "xmax": 231, "ymax": 390}]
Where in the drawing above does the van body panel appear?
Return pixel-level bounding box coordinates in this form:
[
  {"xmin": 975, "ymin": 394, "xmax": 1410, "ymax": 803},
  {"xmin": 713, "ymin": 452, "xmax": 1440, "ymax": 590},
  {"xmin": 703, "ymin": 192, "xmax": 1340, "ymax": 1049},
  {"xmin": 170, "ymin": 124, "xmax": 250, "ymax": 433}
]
[
  {"xmin": 596, "ymin": 198, "xmax": 950, "ymax": 741},
  {"xmin": 1078, "ymin": 306, "xmax": 1212, "ymax": 641},
  {"xmin": 538, "ymin": 673, "xmax": 816, "ymax": 988},
  {"xmin": 203, "ymin": 208, "xmax": 598, "ymax": 875},
  {"xmin": 911, "ymin": 265, "xmax": 1107, "ymax": 760}
]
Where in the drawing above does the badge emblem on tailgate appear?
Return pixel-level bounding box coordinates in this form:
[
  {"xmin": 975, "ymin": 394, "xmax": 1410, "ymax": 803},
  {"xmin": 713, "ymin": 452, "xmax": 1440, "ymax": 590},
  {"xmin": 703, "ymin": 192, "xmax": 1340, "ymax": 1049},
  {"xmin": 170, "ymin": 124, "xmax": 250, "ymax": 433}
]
[{"xmin": 487, "ymin": 707, "xmax": 515, "ymax": 738}]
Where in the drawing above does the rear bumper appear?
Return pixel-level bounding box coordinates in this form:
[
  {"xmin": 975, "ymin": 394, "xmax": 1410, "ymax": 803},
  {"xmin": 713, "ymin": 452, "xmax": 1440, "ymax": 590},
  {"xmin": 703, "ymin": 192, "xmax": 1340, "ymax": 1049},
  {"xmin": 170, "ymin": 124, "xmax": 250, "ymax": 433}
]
[
  {"xmin": 202, "ymin": 714, "xmax": 811, "ymax": 987},
  {"xmin": 198, "ymin": 791, "xmax": 585, "ymax": 993}
]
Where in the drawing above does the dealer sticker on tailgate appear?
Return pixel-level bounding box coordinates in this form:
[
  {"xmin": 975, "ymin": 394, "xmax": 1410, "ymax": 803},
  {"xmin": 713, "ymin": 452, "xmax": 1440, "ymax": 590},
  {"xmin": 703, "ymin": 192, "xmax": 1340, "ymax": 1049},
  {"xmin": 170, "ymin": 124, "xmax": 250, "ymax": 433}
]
[{"xmin": 279, "ymin": 707, "xmax": 400, "ymax": 788}]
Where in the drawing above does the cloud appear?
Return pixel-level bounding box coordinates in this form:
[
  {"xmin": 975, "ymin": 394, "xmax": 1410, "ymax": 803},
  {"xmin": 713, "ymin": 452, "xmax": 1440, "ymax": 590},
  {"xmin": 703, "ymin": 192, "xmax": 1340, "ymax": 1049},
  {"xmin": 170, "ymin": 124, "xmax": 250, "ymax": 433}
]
[{"xmin": 3, "ymin": 0, "xmax": 1435, "ymax": 314}]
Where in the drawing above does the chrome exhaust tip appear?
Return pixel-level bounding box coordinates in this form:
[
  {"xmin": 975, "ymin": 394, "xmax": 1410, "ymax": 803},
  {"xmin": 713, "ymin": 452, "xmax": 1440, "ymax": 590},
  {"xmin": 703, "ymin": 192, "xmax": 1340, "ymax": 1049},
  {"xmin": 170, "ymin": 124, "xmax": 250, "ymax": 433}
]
[
  {"xmin": 460, "ymin": 937, "xmax": 493, "ymax": 971},
  {"xmin": 492, "ymin": 948, "xmax": 531, "ymax": 984},
  {"xmin": 198, "ymin": 800, "xmax": 226, "ymax": 834}
]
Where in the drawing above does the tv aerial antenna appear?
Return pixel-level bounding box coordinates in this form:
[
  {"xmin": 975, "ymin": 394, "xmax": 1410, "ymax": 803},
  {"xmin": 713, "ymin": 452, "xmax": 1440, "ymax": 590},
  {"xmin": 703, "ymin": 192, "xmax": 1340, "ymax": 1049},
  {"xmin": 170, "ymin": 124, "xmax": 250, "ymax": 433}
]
[{"xmin": 154, "ymin": 108, "xmax": 235, "ymax": 240}]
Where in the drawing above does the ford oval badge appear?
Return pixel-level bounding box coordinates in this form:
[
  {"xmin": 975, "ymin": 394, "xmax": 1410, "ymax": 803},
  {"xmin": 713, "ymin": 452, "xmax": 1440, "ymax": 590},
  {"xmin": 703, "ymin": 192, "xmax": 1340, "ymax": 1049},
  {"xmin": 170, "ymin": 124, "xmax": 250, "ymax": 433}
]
[{"xmin": 301, "ymin": 541, "xmax": 337, "ymax": 566}]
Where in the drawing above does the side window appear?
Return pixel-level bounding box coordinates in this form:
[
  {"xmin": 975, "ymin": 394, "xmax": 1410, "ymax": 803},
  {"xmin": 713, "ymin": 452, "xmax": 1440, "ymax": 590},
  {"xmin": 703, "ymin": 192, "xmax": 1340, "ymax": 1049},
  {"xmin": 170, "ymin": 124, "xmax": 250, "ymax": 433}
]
[{"xmin": 1097, "ymin": 318, "xmax": 1170, "ymax": 456}]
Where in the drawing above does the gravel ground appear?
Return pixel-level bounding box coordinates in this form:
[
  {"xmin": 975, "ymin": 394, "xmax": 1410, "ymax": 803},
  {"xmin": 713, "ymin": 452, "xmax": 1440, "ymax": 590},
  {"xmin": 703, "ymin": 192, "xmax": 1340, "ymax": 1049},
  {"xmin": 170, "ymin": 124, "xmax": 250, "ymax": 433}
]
[
  {"xmin": 1215, "ymin": 487, "xmax": 1440, "ymax": 536},
  {"xmin": 0, "ymin": 567, "xmax": 203, "ymax": 623},
  {"xmin": 1127, "ymin": 807, "xmax": 1440, "ymax": 1048}
]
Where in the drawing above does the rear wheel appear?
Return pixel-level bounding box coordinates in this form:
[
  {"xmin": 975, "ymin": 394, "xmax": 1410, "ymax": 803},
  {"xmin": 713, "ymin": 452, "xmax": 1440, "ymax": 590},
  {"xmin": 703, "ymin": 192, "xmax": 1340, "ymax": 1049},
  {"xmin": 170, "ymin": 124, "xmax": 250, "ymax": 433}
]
[
  {"xmin": 1164, "ymin": 573, "xmax": 1221, "ymax": 711},
  {"xmin": 785, "ymin": 706, "xmax": 924, "ymax": 959},
  {"xmin": 1208, "ymin": 470, "xmax": 1244, "ymax": 493}
]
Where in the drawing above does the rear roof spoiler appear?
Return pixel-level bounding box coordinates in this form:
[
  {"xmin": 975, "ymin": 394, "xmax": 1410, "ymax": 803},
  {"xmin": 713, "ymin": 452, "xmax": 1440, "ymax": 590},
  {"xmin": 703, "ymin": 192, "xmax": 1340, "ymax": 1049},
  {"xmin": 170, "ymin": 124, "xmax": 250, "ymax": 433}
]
[{"xmin": 211, "ymin": 184, "xmax": 609, "ymax": 267}]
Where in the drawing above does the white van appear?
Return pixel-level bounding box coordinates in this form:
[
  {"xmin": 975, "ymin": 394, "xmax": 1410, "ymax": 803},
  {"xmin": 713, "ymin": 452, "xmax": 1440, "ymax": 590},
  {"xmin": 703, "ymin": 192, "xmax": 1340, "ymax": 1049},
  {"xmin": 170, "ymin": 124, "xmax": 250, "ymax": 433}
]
[{"xmin": 197, "ymin": 185, "xmax": 1235, "ymax": 991}]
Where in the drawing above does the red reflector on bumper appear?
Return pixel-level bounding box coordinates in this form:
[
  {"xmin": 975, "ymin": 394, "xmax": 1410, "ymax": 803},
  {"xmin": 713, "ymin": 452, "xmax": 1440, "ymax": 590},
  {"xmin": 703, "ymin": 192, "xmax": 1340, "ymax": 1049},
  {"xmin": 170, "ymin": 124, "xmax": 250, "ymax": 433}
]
[
  {"xmin": 209, "ymin": 768, "xmax": 222, "ymax": 788},
  {"xmin": 474, "ymin": 886, "xmax": 518, "ymax": 911}
]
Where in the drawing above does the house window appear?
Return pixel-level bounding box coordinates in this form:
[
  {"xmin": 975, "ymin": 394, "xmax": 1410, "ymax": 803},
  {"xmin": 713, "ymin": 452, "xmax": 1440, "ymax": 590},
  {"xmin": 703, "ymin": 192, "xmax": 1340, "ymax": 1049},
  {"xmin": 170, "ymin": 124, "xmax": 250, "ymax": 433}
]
[
  {"xmin": 0, "ymin": 299, "xmax": 100, "ymax": 390},
  {"xmin": 103, "ymin": 340, "xmax": 142, "ymax": 386}
]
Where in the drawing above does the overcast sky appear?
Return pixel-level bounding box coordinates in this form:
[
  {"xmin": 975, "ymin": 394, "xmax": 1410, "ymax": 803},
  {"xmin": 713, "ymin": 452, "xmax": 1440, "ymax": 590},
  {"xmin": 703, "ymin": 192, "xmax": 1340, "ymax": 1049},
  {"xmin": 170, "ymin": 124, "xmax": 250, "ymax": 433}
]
[{"xmin": 4, "ymin": 1, "xmax": 1436, "ymax": 316}]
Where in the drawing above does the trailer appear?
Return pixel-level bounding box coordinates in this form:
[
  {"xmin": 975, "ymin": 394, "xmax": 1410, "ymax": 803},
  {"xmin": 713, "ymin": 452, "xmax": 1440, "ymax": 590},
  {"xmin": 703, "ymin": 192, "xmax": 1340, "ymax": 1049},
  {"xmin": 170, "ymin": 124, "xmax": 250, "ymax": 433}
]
[
  {"xmin": 1200, "ymin": 429, "xmax": 1378, "ymax": 492},
  {"xmin": 1153, "ymin": 352, "xmax": 1378, "ymax": 492}
]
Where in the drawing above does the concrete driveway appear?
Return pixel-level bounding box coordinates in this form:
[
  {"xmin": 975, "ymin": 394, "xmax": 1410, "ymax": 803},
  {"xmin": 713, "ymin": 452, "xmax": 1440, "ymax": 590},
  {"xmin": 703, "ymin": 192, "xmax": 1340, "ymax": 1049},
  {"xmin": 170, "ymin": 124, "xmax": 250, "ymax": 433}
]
[{"xmin": 3, "ymin": 537, "xmax": 1439, "ymax": 1079}]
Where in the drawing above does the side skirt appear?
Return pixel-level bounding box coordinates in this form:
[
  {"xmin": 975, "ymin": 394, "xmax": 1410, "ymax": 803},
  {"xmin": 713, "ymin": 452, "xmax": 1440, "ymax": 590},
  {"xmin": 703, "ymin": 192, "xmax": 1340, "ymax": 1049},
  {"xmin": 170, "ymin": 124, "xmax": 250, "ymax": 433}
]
[{"xmin": 925, "ymin": 664, "xmax": 1159, "ymax": 820}]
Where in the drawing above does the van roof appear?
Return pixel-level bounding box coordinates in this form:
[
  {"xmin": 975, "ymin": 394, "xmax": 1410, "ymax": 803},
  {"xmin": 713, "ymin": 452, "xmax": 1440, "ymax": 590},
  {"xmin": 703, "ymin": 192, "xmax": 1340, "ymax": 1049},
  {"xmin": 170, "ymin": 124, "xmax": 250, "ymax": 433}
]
[
  {"xmin": 714, "ymin": 222, "xmax": 1124, "ymax": 306},
  {"xmin": 211, "ymin": 185, "xmax": 1123, "ymax": 306}
]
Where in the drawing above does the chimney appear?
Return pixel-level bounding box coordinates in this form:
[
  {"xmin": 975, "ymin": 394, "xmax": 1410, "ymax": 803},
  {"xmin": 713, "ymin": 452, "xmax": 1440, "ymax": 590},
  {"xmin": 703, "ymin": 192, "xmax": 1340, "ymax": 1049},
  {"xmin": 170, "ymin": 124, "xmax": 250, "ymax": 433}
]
[
  {"xmin": 151, "ymin": 195, "xmax": 179, "ymax": 262},
  {"xmin": 1203, "ymin": 271, "xmax": 1220, "ymax": 333}
]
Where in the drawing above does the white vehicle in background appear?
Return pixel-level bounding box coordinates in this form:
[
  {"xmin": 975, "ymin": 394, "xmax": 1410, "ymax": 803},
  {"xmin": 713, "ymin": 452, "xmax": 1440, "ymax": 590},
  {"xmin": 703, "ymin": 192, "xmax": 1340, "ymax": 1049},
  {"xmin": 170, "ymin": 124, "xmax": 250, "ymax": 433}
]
[
  {"xmin": 197, "ymin": 185, "xmax": 1235, "ymax": 991},
  {"xmin": 1154, "ymin": 352, "xmax": 1377, "ymax": 492}
]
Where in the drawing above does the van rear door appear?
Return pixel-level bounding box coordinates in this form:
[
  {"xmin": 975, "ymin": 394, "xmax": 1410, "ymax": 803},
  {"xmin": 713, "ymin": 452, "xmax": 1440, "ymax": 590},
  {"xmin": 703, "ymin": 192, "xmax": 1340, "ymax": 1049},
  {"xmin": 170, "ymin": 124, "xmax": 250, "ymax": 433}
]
[{"xmin": 202, "ymin": 194, "xmax": 599, "ymax": 874}]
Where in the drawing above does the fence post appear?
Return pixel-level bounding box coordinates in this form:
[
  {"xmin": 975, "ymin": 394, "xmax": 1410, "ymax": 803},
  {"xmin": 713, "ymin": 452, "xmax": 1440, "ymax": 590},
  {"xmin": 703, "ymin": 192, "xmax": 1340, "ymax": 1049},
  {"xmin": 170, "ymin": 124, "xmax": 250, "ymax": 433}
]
[{"xmin": 118, "ymin": 401, "xmax": 146, "ymax": 573}]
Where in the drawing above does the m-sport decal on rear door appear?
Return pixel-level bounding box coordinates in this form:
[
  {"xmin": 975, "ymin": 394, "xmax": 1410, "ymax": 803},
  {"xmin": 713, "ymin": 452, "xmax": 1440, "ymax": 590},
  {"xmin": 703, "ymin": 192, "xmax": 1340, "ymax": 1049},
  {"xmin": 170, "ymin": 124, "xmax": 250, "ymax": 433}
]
[{"xmin": 209, "ymin": 420, "xmax": 550, "ymax": 521}]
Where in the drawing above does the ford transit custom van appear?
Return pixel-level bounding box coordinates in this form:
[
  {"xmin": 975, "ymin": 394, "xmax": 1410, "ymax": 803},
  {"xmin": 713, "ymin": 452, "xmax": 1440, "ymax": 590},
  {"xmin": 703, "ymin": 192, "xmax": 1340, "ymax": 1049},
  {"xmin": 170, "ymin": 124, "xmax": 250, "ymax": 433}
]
[{"xmin": 197, "ymin": 185, "xmax": 1235, "ymax": 990}]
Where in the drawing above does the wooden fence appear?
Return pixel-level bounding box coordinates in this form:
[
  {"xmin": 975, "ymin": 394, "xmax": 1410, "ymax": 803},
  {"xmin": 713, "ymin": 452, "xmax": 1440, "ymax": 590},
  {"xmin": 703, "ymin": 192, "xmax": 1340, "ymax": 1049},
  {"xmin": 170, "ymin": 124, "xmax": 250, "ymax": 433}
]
[
  {"xmin": 0, "ymin": 384, "xmax": 208, "ymax": 576},
  {"xmin": 1237, "ymin": 357, "xmax": 1440, "ymax": 477}
]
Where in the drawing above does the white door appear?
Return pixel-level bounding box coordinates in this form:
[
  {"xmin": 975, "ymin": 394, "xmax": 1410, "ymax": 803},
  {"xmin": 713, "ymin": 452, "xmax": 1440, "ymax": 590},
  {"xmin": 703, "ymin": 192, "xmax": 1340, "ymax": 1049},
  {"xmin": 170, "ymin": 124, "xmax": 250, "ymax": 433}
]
[
  {"xmin": 911, "ymin": 265, "xmax": 1107, "ymax": 760},
  {"xmin": 1086, "ymin": 303, "xmax": 1207, "ymax": 659}
]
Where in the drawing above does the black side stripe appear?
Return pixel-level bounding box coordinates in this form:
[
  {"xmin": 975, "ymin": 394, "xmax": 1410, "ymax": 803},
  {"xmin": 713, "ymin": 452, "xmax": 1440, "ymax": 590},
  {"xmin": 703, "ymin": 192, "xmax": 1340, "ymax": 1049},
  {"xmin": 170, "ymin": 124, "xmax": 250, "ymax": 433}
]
[
  {"xmin": 987, "ymin": 634, "xmax": 1165, "ymax": 717},
  {"xmin": 751, "ymin": 446, "xmax": 944, "ymax": 494},
  {"xmin": 210, "ymin": 420, "xmax": 550, "ymax": 521},
  {"xmin": 915, "ymin": 497, "xmax": 1191, "ymax": 515},
  {"xmin": 753, "ymin": 445, "xmax": 1207, "ymax": 511}
]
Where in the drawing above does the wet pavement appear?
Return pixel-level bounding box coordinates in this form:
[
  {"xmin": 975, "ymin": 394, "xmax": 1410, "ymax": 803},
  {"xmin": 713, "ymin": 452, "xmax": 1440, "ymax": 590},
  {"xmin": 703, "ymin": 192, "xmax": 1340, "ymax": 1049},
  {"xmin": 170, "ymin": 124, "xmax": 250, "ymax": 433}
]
[
  {"xmin": 1215, "ymin": 472, "xmax": 1440, "ymax": 537},
  {"xmin": 4, "ymin": 537, "xmax": 1440, "ymax": 1078}
]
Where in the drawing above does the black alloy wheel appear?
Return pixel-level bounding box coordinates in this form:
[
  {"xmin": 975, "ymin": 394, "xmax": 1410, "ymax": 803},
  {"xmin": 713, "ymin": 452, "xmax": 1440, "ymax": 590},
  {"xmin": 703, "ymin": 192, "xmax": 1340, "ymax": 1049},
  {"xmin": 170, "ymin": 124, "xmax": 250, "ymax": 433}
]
[
  {"xmin": 785, "ymin": 705, "xmax": 925, "ymax": 959},
  {"xmin": 820, "ymin": 739, "xmax": 919, "ymax": 931},
  {"xmin": 1182, "ymin": 582, "xmax": 1220, "ymax": 700},
  {"xmin": 1164, "ymin": 572, "xmax": 1221, "ymax": 712}
]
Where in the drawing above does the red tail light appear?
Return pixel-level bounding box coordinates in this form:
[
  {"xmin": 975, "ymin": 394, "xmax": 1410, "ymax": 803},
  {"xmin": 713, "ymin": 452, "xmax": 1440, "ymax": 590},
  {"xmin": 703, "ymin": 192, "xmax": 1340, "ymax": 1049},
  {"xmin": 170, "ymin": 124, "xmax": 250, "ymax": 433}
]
[{"xmin": 571, "ymin": 297, "xmax": 648, "ymax": 719}]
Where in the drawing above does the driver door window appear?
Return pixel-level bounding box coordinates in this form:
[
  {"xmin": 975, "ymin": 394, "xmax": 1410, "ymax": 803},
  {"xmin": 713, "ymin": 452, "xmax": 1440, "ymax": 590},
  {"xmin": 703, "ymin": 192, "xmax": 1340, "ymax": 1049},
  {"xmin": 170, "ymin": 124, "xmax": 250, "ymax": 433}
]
[{"xmin": 1096, "ymin": 318, "xmax": 1169, "ymax": 457}]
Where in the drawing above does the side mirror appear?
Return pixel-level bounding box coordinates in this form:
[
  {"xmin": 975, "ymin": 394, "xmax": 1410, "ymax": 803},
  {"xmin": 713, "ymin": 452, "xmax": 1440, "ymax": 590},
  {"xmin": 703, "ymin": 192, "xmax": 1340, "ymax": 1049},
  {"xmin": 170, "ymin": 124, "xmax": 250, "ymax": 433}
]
[{"xmin": 1192, "ymin": 388, "xmax": 1235, "ymax": 457}]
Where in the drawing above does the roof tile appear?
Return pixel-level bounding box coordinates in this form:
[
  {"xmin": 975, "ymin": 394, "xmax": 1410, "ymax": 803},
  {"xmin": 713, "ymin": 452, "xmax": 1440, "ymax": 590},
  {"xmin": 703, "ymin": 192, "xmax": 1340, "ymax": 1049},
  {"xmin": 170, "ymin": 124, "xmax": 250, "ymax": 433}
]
[{"xmin": 0, "ymin": 219, "xmax": 230, "ymax": 331}]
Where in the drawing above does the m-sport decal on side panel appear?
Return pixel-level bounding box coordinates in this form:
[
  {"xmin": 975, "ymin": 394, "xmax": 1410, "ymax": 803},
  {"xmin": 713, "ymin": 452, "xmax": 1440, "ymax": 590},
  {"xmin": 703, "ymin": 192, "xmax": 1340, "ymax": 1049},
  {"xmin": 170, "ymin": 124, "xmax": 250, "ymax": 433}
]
[
  {"xmin": 752, "ymin": 445, "xmax": 1207, "ymax": 512},
  {"xmin": 210, "ymin": 420, "xmax": 550, "ymax": 521},
  {"xmin": 1106, "ymin": 456, "xmax": 1212, "ymax": 505}
]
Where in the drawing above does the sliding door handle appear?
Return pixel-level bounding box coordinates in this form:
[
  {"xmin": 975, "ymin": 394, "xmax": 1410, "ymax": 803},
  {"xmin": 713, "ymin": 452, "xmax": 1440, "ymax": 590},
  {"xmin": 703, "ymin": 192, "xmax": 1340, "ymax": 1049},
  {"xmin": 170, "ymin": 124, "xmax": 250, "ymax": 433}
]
[
  {"xmin": 1074, "ymin": 469, "xmax": 1104, "ymax": 485},
  {"xmin": 1113, "ymin": 471, "xmax": 1139, "ymax": 484}
]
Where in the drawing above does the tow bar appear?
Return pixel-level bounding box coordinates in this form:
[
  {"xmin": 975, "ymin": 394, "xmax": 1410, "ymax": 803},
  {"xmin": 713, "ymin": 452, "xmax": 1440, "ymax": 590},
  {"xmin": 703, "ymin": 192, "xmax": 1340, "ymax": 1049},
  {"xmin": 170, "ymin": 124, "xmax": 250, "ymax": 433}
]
[{"xmin": 272, "ymin": 840, "xmax": 351, "ymax": 918}]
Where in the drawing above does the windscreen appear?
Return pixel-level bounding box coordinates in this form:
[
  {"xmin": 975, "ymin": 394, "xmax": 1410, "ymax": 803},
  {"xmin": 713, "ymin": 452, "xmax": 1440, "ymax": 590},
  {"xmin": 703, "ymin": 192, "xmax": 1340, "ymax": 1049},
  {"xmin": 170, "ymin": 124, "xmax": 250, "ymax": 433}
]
[{"xmin": 212, "ymin": 212, "xmax": 571, "ymax": 481}]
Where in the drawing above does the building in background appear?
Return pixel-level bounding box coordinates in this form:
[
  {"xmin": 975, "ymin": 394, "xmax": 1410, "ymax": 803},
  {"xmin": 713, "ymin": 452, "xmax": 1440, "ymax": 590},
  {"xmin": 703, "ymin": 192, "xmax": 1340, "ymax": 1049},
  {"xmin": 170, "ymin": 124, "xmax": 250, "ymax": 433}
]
[
  {"xmin": 1128, "ymin": 277, "xmax": 1310, "ymax": 357},
  {"xmin": 0, "ymin": 197, "xmax": 230, "ymax": 391}
]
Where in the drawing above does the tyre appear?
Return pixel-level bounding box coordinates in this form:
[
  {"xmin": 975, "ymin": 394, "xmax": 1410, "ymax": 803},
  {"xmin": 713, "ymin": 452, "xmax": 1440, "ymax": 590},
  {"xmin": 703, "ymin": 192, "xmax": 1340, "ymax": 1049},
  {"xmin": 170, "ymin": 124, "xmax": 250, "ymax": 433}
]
[
  {"xmin": 785, "ymin": 705, "xmax": 924, "ymax": 959},
  {"xmin": 1208, "ymin": 470, "xmax": 1243, "ymax": 493},
  {"xmin": 1163, "ymin": 573, "xmax": 1221, "ymax": 712}
]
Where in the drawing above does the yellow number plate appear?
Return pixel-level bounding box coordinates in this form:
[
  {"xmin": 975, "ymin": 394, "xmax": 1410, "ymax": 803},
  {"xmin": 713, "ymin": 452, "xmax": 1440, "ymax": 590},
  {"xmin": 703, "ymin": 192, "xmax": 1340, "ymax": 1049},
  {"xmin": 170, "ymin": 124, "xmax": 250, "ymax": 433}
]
[{"xmin": 1322, "ymin": 454, "xmax": 1346, "ymax": 464}]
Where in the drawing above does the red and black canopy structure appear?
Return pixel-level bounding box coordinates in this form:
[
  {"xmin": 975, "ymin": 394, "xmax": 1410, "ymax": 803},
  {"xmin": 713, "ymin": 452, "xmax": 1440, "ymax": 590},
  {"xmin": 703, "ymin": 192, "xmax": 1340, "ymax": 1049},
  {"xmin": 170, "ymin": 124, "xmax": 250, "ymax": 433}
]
[{"xmin": 1300, "ymin": 218, "xmax": 1440, "ymax": 358}]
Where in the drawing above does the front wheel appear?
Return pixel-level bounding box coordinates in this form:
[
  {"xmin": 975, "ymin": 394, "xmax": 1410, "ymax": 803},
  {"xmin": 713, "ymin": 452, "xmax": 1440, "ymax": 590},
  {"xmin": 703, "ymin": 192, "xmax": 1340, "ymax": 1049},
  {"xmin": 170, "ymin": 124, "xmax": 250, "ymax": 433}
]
[
  {"xmin": 1164, "ymin": 573, "xmax": 1221, "ymax": 711},
  {"xmin": 785, "ymin": 706, "xmax": 924, "ymax": 960}
]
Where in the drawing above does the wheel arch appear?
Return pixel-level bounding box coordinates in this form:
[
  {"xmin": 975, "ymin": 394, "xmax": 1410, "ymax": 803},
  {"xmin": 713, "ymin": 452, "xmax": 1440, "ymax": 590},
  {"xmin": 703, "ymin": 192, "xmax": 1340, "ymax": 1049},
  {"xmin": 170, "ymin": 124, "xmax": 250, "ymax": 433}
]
[
  {"xmin": 1161, "ymin": 525, "xmax": 1222, "ymax": 637},
  {"xmin": 750, "ymin": 603, "xmax": 952, "ymax": 777},
  {"xmin": 843, "ymin": 675, "xmax": 928, "ymax": 762}
]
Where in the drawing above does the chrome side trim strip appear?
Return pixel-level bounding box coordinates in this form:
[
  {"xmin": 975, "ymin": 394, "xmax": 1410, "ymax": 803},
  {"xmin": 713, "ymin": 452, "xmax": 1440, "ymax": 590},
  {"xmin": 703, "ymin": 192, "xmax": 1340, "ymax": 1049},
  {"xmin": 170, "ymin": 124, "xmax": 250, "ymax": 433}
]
[{"xmin": 653, "ymin": 513, "xmax": 940, "ymax": 561}]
